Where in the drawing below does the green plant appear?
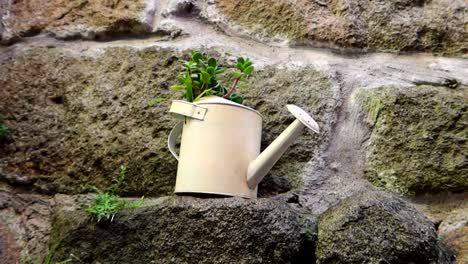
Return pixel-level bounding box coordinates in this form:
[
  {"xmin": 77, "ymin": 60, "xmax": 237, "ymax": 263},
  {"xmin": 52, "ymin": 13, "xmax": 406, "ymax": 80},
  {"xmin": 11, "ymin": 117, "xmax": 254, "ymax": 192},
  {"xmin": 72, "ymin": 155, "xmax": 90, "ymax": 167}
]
[
  {"xmin": 152, "ymin": 51, "xmax": 254, "ymax": 104},
  {"xmin": 86, "ymin": 165, "xmax": 144, "ymax": 222},
  {"xmin": 20, "ymin": 253, "xmax": 71, "ymax": 264},
  {"xmin": 0, "ymin": 122, "xmax": 9, "ymax": 142},
  {"xmin": 20, "ymin": 255, "xmax": 37, "ymax": 264}
]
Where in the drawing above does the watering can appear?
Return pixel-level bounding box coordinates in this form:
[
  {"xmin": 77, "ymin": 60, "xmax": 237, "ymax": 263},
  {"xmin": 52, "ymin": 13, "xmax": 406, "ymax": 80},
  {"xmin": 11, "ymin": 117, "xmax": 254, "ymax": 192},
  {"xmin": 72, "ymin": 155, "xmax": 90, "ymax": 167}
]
[{"xmin": 168, "ymin": 96, "xmax": 319, "ymax": 198}]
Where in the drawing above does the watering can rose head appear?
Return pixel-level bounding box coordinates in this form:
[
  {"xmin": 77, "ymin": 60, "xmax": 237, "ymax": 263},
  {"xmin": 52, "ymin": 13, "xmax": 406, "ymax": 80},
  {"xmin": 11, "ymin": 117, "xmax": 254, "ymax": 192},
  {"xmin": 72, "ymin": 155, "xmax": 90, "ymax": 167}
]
[{"xmin": 151, "ymin": 51, "xmax": 253, "ymax": 105}]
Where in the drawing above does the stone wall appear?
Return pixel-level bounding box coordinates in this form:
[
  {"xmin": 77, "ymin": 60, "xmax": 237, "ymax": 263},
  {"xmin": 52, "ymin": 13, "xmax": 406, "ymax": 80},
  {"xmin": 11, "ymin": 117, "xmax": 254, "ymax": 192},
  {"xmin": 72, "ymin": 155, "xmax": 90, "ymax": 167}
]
[{"xmin": 0, "ymin": 0, "xmax": 466, "ymax": 263}]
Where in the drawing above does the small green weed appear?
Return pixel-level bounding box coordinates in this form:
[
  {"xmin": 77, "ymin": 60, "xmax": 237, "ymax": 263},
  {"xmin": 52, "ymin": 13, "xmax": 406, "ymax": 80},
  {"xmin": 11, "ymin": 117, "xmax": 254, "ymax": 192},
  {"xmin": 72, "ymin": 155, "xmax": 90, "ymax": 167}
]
[
  {"xmin": 0, "ymin": 122, "xmax": 9, "ymax": 142},
  {"xmin": 20, "ymin": 254, "xmax": 71, "ymax": 264},
  {"xmin": 86, "ymin": 165, "xmax": 144, "ymax": 222}
]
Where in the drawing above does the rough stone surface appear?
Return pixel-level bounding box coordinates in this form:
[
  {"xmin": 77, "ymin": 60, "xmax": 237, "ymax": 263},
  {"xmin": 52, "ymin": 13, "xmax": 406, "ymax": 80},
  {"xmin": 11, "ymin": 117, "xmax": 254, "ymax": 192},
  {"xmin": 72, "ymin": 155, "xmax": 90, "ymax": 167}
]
[
  {"xmin": 444, "ymin": 225, "xmax": 468, "ymax": 264},
  {"xmin": 355, "ymin": 85, "xmax": 467, "ymax": 195},
  {"xmin": 0, "ymin": 1, "xmax": 467, "ymax": 263},
  {"xmin": 50, "ymin": 196, "xmax": 316, "ymax": 264},
  {"xmin": 0, "ymin": 184, "xmax": 55, "ymax": 261},
  {"xmin": 316, "ymin": 190, "xmax": 450, "ymax": 264},
  {"xmin": 209, "ymin": 0, "xmax": 467, "ymax": 55},
  {"xmin": 411, "ymin": 193, "xmax": 468, "ymax": 264},
  {"xmin": 0, "ymin": 221, "xmax": 20, "ymax": 264},
  {"xmin": 0, "ymin": 0, "xmax": 6, "ymax": 41},
  {"xmin": 2, "ymin": 0, "xmax": 467, "ymax": 56},
  {"xmin": 246, "ymin": 66, "xmax": 336, "ymax": 196},
  {"xmin": 0, "ymin": 46, "xmax": 335, "ymax": 197},
  {"xmin": 0, "ymin": 0, "xmax": 155, "ymax": 44}
]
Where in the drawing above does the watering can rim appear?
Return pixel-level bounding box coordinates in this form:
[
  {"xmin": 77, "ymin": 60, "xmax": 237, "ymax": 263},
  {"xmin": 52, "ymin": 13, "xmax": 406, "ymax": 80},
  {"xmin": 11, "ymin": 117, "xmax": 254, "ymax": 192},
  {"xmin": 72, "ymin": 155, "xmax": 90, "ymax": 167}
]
[{"xmin": 193, "ymin": 96, "xmax": 263, "ymax": 118}]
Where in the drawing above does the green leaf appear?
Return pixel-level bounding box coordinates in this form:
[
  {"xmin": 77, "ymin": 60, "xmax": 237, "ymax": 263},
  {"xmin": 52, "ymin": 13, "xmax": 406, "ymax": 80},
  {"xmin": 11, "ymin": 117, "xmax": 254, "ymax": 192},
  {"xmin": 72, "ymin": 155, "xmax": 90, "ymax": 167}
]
[
  {"xmin": 231, "ymin": 71, "xmax": 243, "ymax": 78},
  {"xmin": 192, "ymin": 52, "xmax": 202, "ymax": 62},
  {"xmin": 236, "ymin": 62, "xmax": 244, "ymax": 71},
  {"xmin": 171, "ymin": 51, "xmax": 254, "ymax": 104},
  {"xmin": 148, "ymin": 97, "xmax": 169, "ymax": 105},
  {"xmin": 208, "ymin": 58, "xmax": 217, "ymax": 67},
  {"xmin": 186, "ymin": 84, "xmax": 194, "ymax": 102},
  {"xmin": 194, "ymin": 89, "xmax": 214, "ymax": 101},
  {"xmin": 243, "ymin": 65, "xmax": 253, "ymax": 75},
  {"xmin": 177, "ymin": 75, "xmax": 186, "ymax": 84},
  {"xmin": 170, "ymin": 85, "xmax": 186, "ymax": 91},
  {"xmin": 200, "ymin": 71, "xmax": 211, "ymax": 84},
  {"xmin": 0, "ymin": 123, "xmax": 9, "ymax": 142},
  {"xmin": 126, "ymin": 196, "xmax": 145, "ymax": 209},
  {"xmin": 215, "ymin": 67, "xmax": 226, "ymax": 74},
  {"xmin": 239, "ymin": 76, "xmax": 248, "ymax": 82},
  {"xmin": 207, "ymin": 66, "xmax": 215, "ymax": 75},
  {"xmin": 229, "ymin": 94, "xmax": 243, "ymax": 104},
  {"xmin": 183, "ymin": 61, "xmax": 197, "ymax": 69}
]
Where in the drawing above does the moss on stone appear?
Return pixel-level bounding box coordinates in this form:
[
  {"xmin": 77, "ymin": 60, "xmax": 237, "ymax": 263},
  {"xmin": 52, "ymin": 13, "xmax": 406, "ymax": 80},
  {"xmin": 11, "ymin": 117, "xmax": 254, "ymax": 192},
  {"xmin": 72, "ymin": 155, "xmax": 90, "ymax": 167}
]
[
  {"xmin": 215, "ymin": 0, "xmax": 309, "ymax": 40},
  {"xmin": 50, "ymin": 197, "xmax": 317, "ymax": 264},
  {"xmin": 316, "ymin": 190, "xmax": 449, "ymax": 263},
  {"xmin": 2, "ymin": 0, "xmax": 149, "ymax": 42},
  {"xmin": 214, "ymin": 0, "xmax": 466, "ymax": 55},
  {"xmin": 356, "ymin": 85, "xmax": 468, "ymax": 195}
]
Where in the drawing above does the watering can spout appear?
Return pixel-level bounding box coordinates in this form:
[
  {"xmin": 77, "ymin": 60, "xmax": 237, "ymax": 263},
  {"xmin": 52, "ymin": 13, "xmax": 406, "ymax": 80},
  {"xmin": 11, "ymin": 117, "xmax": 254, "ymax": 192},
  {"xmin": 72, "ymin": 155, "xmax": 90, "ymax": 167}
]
[{"xmin": 246, "ymin": 105, "xmax": 320, "ymax": 189}]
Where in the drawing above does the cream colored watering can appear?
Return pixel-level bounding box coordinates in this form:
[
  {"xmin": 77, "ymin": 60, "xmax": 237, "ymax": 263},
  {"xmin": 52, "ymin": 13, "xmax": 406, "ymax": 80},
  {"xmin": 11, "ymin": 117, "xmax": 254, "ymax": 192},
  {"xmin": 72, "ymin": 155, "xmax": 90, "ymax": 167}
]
[{"xmin": 168, "ymin": 96, "xmax": 319, "ymax": 198}]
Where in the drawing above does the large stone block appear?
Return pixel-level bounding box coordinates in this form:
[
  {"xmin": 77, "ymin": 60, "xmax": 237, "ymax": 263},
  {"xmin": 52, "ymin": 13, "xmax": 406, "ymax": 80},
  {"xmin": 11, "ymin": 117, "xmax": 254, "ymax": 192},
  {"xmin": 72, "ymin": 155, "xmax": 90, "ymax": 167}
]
[
  {"xmin": 0, "ymin": 46, "xmax": 335, "ymax": 196},
  {"xmin": 210, "ymin": 0, "xmax": 467, "ymax": 55},
  {"xmin": 50, "ymin": 196, "xmax": 316, "ymax": 264},
  {"xmin": 355, "ymin": 85, "xmax": 467, "ymax": 194},
  {"xmin": 0, "ymin": 0, "xmax": 155, "ymax": 43},
  {"xmin": 316, "ymin": 190, "xmax": 451, "ymax": 263},
  {"xmin": 411, "ymin": 193, "xmax": 468, "ymax": 264},
  {"xmin": 0, "ymin": 184, "xmax": 55, "ymax": 261}
]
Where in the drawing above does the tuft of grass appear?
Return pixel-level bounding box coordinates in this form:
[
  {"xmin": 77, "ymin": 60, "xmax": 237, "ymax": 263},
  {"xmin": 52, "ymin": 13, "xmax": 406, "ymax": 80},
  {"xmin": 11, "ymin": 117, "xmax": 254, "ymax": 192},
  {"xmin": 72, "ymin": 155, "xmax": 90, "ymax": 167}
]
[
  {"xmin": 0, "ymin": 122, "xmax": 9, "ymax": 142},
  {"xmin": 20, "ymin": 254, "xmax": 71, "ymax": 264},
  {"xmin": 86, "ymin": 165, "xmax": 144, "ymax": 222}
]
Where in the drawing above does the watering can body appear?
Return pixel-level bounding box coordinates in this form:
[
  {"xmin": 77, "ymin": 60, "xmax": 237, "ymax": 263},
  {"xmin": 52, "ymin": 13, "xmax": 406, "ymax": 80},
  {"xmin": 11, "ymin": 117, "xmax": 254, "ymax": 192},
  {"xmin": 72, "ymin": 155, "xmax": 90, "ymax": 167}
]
[{"xmin": 168, "ymin": 96, "xmax": 319, "ymax": 199}]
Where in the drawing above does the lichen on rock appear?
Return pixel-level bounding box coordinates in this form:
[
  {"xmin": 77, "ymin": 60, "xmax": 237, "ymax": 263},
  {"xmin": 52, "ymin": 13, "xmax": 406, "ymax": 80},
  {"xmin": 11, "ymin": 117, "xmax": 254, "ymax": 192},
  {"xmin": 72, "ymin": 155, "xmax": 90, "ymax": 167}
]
[
  {"xmin": 50, "ymin": 196, "xmax": 317, "ymax": 264},
  {"xmin": 355, "ymin": 85, "xmax": 467, "ymax": 195},
  {"xmin": 0, "ymin": 0, "xmax": 154, "ymax": 43},
  {"xmin": 316, "ymin": 190, "xmax": 451, "ymax": 263},
  {"xmin": 211, "ymin": 0, "xmax": 467, "ymax": 55},
  {"xmin": 213, "ymin": 0, "xmax": 309, "ymax": 43}
]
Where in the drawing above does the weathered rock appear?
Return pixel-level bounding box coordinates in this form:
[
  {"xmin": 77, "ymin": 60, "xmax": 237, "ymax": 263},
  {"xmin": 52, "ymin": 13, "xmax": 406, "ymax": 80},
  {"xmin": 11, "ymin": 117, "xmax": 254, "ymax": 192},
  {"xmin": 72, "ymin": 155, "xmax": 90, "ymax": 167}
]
[
  {"xmin": 411, "ymin": 193, "xmax": 468, "ymax": 264},
  {"xmin": 50, "ymin": 196, "xmax": 317, "ymax": 264},
  {"xmin": 355, "ymin": 85, "xmax": 467, "ymax": 195},
  {"xmin": 444, "ymin": 225, "xmax": 468, "ymax": 264},
  {"xmin": 0, "ymin": 46, "xmax": 180, "ymax": 196},
  {"xmin": 0, "ymin": 46, "xmax": 335, "ymax": 196},
  {"xmin": 316, "ymin": 190, "xmax": 451, "ymax": 264},
  {"xmin": 0, "ymin": 221, "xmax": 20, "ymax": 264},
  {"xmin": 2, "ymin": 0, "xmax": 466, "ymax": 55},
  {"xmin": 0, "ymin": 0, "xmax": 156, "ymax": 44},
  {"xmin": 0, "ymin": 184, "xmax": 55, "ymax": 262},
  {"xmin": 246, "ymin": 66, "xmax": 335, "ymax": 196},
  {"xmin": 206, "ymin": 0, "xmax": 467, "ymax": 55},
  {"xmin": 439, "ymin": 207, "xmax": 468, "ymax": 264},
  {"xmin": 0, "ymin": 0, "xmax": 6, "ymax": 41}
]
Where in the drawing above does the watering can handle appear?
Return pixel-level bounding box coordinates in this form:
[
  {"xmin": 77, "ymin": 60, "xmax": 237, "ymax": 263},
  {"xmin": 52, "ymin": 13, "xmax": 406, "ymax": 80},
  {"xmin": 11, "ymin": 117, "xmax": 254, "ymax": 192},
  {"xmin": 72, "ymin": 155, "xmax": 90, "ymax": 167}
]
[
  {"xmin": 167, "ymin": 121, "xmax": 183, "ymax": 161},
  {"xmin": 169, "ymin": 100, "xmax": 207, "ymax": 120}
]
